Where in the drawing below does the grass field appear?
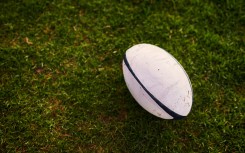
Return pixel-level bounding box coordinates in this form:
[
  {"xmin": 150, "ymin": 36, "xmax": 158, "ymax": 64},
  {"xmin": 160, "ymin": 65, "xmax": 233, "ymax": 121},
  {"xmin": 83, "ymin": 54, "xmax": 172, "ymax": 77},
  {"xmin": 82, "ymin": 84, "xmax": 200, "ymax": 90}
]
[{"xmin": 0, "ymin": 0, "xmax": 244, "ymax": 152}]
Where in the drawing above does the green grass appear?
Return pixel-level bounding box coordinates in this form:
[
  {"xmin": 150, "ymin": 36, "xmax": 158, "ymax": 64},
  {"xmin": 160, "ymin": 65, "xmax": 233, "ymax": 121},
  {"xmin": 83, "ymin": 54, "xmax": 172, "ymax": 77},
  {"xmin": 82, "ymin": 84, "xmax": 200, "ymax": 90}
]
[{"xmin": 0, "ymin": 0, "xmax": 244, "ymax": 152}]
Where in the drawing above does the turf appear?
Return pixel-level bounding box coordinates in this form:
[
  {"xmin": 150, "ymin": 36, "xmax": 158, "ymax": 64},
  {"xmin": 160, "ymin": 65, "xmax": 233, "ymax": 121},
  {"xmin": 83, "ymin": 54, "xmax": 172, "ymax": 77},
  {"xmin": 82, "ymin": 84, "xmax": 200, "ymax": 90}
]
[{"xmin": 0, "ymin": 0, "xmax": 244, "ymax": 152}]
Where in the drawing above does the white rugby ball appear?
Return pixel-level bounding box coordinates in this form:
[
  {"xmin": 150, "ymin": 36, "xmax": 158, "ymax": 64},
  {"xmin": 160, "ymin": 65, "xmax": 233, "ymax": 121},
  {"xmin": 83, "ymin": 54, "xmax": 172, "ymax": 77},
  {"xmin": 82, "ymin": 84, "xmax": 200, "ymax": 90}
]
[{"xmin": 122, "ymin": 44, "xmax": 193, "ymax": 119}]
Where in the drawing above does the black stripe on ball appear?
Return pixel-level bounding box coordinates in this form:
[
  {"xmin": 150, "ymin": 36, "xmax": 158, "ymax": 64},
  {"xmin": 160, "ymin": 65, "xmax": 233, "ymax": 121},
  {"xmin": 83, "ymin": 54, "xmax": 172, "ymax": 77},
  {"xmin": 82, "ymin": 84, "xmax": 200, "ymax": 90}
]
[{"xmin": 124, "ymin": 54, "xmax": 185, "ymax": 120}]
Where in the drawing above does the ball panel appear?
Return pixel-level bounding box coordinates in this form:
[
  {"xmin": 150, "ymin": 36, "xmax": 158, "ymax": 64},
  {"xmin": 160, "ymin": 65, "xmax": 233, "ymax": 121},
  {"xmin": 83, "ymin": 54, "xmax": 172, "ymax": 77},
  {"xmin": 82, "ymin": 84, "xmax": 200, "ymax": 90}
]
[{"xmin": 123, "ymin": 61, "xmax": 173, "ymax": 119}]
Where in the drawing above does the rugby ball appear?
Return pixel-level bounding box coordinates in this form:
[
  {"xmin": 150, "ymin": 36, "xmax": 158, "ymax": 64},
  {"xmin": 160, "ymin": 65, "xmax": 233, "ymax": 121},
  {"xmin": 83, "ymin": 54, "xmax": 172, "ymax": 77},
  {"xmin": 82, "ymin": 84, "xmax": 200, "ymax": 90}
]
[{"xmin": 122, "ymin": 44, "xmax": 193, "ymax": 119}]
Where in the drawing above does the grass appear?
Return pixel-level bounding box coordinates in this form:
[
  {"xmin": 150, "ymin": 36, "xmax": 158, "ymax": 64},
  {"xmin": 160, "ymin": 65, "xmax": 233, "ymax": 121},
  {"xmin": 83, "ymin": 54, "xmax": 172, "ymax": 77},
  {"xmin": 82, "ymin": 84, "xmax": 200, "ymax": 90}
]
[{"xmin": 0, "ymin": 0, "xmax": 244, "ymax": 152}]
